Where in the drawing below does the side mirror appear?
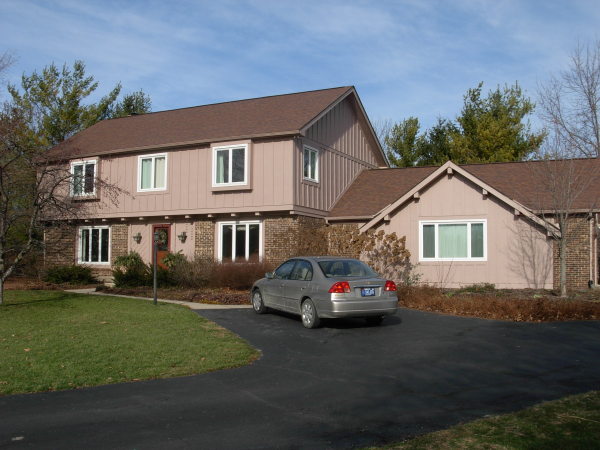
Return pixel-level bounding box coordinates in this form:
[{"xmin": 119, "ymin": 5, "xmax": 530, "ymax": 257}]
[{"xmin": 265, "ymin": 272, "xmax": 273, "ymax": 279}]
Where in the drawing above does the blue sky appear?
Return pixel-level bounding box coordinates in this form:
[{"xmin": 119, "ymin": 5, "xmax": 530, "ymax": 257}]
[{"xmin": 2, "ymin": 0, "xmax": 599, "ymax": 130}]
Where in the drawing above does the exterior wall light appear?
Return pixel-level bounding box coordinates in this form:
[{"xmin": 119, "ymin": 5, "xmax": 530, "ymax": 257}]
[
  {"xmin": 133, "ymin": 232, "xmax": 142, "ymax": 244},
  {"xmin": 177, "ymin": 231, "xmax": 187, "ymax": 243}
]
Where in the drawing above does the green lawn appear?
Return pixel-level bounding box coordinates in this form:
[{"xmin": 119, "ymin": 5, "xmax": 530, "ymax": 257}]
[
  {"xmin": 0, "ymin": 291, "xmax": 259, "ymax": 395},
  {"xmin": 363, "ymin": 390, "xmax": 600, "ymax": 450}
]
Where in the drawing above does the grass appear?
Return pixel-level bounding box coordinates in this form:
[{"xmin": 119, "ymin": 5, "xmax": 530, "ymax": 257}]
[
  {"xmin": 363, "ymin": 390, "xmax": 600, "ymax": 450},
  {"xmin": 0, "ymin": 291, "xmax": 260, "ymax": 396}
]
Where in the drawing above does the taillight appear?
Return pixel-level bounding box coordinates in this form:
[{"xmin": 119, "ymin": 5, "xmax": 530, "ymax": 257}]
[
  {"xmin": 329, "ymin": 281, "xmax": 351, "ymax": 293},
  {"xmin": 384, "ymin": 280, "xmax": 396, "ymax": 291}
]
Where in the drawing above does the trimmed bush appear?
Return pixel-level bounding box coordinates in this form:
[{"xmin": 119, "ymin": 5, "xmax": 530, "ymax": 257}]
[
  {"xmin": 44, "ymin": 265, "xmax": 97, "ymax": 285},
  {"xmin": 209, "ymin": 257, "xmax": 275, "ymax": 290},
  {"xmin": 168, "ymin": 258, "xmax": 213, "ymax": 289}
]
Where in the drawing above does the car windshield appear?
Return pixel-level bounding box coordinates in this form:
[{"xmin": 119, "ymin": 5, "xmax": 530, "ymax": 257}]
[{"xmin": 318, "ymin": 260, "xmax": 378, "ymax": 278}]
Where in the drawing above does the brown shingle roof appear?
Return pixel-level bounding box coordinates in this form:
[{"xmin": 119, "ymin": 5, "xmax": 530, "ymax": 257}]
[
  {"xmin": 59, "ymin": 86, "xmax": 353, "ymax": 157},
  {"xmin": 328, "ymin": 159, "xmax": 600, "ymax": 218},
  {"xmin": 328, "ymin": 166, "xmax": 438, "ymax": 218}
]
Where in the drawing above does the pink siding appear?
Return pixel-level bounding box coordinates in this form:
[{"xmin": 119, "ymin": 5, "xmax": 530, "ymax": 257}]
[
  {"xmin": 130, "ymin": 220, "xmax": 195, "ymax": 264},
  {"xmin": 296, "ymin": 97, "xmax": 380, "ymax": 213},
  {"xmin": 304, "ymin": 97, "xmax": 379, "ymax": 166},
  {"xmin": 97, "ymin": 139, "xmax": 296, "ymax": 217},
  {"xmin": 373, "ymin": 173, "xmax": 553, "ymax": 289}
]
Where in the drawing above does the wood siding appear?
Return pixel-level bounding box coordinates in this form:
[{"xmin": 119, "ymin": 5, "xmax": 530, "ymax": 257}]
[
  {"xmin": 296, "ymin": 97, "xmax": 379, "ymax": 213},
  {"xmin": 373, "ymin": 173, "xmax": 554, "ymax": 289},
  {"xmin": 98, "ymin": 139, "xmax": 295, "ymax": 217}
]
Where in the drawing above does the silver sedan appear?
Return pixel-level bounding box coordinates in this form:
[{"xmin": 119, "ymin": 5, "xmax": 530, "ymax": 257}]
[{"xmin": 250, "ymin": 256, "xmax": 398, "ymax": 328}]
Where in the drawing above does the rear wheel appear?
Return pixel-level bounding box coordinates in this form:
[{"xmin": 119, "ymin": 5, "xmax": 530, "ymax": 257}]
[
  {"xmin": 365, "ymin": 316, "xmax": 385, "ymax": 326},
  {"xmin": 252, "ymin": 289, "xmax": 268, "ymax": 314},
  {"xmin": 301, "ymin": 299, "xmax": 321, "ymax": 329}
]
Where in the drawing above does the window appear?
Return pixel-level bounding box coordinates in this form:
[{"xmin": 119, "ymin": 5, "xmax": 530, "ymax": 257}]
[
  {"xmin": 303, "ymin": 146, "xmax": 319, "ymax": 182},
  {"xmin": 318, "ymin": 260, "xmax": 378, "ymax": 278},
  {"xmin": 79, "ymin": 226, "xmax": 110, "ymax": 264},
  {"xmin": 213, "ymin": 144, "xmax": 248, "ymax": 187},
  {"xmin": 138, "ymin": 153, "xmax": 167, "ymax": 191},
  {"xmin": 218, "ymin": 221, "xmax": 261, "ymax": 261},
  {"xmin": 419, "ymin": 220, "xmax": 486, "ymax": 261},
  {"xmin": 71, "ymin": 160, "xmax": 96, "ymax": 196},
  {"xmin": 273, "ymin": 260, "xmax": 296, "ymax": 280},
  {"xmin": 290, "ymin": 260, "xmax": 313, "ymax": 281}
]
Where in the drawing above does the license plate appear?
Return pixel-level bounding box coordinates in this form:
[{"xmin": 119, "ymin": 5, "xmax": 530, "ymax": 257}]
[{"xmin": 361, "ymin": 288, "xmax": 375, "ymax": 297}]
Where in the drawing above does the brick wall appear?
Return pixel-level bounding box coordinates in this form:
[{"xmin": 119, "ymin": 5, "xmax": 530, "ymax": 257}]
[
  {"xmin": 194, "ymin": 220, "xmax": 215, "ymax": 260},
  {"xmin": 264, "ymin": 215, "xmax": 327, "ymax": 264},
  {"xmin": 553, "ymin": 216, "xmax": 592, "ymax": 291},
  {"xmin": 44, "ymin": 224, "xmax": 77, "ymax": 266},
  {"xmin": 110, "ymin": 224, "xmax": 128, "ymax": 264}
]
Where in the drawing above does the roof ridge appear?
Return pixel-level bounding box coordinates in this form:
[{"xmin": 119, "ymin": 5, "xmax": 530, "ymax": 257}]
[{"xmin": 100, "ymin": 86, "xmax": 354, "ymax": 123}]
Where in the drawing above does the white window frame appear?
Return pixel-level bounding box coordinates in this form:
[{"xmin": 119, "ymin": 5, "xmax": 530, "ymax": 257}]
[
  {"xmin": 137, "ymin": 153, "xmax": 168, "ymax": 192},
  {"xmin": 419, "ymin": 219, "xmax": 487, "ymax": 262},
  {"xmin": 212, "ymin": 144, "xmax": 249, "ymax": 188},
  {"xmin": 71, "ymin": 160, "xmax": 97, "ymax": 197},
  {"xmin": 78, "ymin": 226, "xmax": 111, "ymax": 265},
  {"xmin": 217, "ymin": 220, "xmax": 262, "ymax": 261},
  {"xmin": 303, "ymin": 145, "xmax": 319, "ymax": 183}
]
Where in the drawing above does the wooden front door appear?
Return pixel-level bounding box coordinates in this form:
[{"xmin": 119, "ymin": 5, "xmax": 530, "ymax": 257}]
[{"xmin": 152, "ymin": 224, "xmax": 171, "ymax": 268}]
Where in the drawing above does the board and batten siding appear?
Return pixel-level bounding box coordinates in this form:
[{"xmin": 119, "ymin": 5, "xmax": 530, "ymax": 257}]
[
  {"xmin": 296, "ymin": 97, "xmax": 380, "ymax": 213},
  {"xmin": 98, "ymin": 139, "xmax": 295, "ymax": 217},
  {"xmin": 372, "ymin": 173, "xmax": 554, "ymax": 289}
]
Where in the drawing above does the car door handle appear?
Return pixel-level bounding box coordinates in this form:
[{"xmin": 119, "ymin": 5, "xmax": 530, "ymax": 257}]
[
  {"xmin": 279, "ymin": 284, "xmax": 284, "ymax": 287},
  {"xmin": 300, "ymin": 287, "xmax": 307, "ymax": 290}
]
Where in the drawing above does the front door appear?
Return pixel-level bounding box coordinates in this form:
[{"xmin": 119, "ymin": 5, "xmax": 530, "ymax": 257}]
[{"xmin": 152, "ymin": 224, "xmax": 171, "ymax": 268}]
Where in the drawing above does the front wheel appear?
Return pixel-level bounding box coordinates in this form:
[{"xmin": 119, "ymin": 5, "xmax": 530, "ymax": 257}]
[
  {"xmin": 252, "ymin": 289, "xmax": 268, "ymax": 314},
  {"xmin": 301, "ymin": 299, "xmax": 321, "ymax": 329},
  {"xmin": 365, "ymin": 316, "xmax": 385, "ymax": 326}
]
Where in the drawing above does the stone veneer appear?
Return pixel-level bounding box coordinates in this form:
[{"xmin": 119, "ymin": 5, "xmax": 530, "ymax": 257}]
[{"xmin": 552, "ymin": 216, "xmax": 594, "ymax": 291}]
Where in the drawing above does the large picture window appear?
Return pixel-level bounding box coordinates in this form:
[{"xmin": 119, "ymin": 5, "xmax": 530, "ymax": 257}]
[
  {"xmin": 303, "ymin": 145, "xmax": 319, "ymax": 182},
  {"xmin": 79, "ymin": 226, "xmax": 110, "ymax": 264},
  {"xmin": 213, "ymin": 144, "xmax": 248, "ymax": 187},
  {"xmin": 138, "ymin": 153, "xmax": 167, "ymax": 191},
  {"xmin": 71, "ymin": 160, "xmax": 96, "ymax": 196},
  {"xmin": 218, "ymin": 221, "xmax": 261, "ymax": 261},
  {"xmin": 419, "ymin": 220, "xmax": 486, "ymax": 261}
]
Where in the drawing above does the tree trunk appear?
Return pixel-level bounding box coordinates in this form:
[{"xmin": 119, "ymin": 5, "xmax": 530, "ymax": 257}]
[
  {"xmin": 0, "ymin": 276, "xmax": 4, "ymax": 305},
  {"xmin": 560, "ymin": 238, "xmax": 567, "ymax": 298}
]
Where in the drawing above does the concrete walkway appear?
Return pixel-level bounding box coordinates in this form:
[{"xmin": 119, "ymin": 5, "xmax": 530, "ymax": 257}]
[{"xmin": 64, "ymin": 288, "xmax": 253, "ymax": 310}]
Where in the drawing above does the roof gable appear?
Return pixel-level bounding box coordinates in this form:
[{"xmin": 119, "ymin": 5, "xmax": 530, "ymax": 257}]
[{"xmin": 59, "ymin": 87, "xmax": 353, "ymax": 157}]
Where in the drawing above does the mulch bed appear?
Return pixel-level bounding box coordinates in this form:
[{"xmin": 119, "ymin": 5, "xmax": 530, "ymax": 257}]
[
  {"xmin": 3, "ymin": 278, "xmax": 102, "ymax": 291},
  {"xmin": 96, "ymin": 286, "xmax": 251, "ymax": 305},
  {"xmin": 397, "ymin": 285, "xmax": 600, "ymax": 322}
]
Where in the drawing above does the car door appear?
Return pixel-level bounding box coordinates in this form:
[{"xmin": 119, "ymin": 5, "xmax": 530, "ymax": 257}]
[
  {"xmin": 263, "ymin": 260, "xmax": 296, "ymax": 310},
  {"xmin": 283, "ymin": 260, "xmax": 313, "ymax": 313}
]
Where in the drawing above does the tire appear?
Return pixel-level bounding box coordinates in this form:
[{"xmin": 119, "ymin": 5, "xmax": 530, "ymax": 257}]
[
  {"xmin": 365, "ymin": 316, "xmax": 385, "ymax": 326},
  {"xmin": 252, "ymin": 289, "xmax": 268, "ymax": 314},
  {"xmin": 301, "ymin": 298, "xmax": 321, "ymax": 329}
]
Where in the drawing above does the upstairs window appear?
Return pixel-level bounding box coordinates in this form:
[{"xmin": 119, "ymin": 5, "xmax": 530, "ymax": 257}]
[
  {"xmin": 72, "ymin": 160, "xmax": 96, "ymax": 196},
  {"xmin": 138, "ymin": 153, "xmax": 167, "ymax": 192},
  {"xmin": 420, "ymin": 220, "xmax": 486, "ymax": 261},
  {"xmin": 213, "ymin": 144, "xmax": 248, "ymax": 187},
  {"xmin": 303, "ymin": 146, "xmax": 319, "ymax": 182},
  {"xmin": 79, "ymin": 226, "xmax": 110, "ymax": 264}
]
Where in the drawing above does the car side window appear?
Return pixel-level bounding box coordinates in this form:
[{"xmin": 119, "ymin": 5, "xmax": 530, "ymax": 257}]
[
  {"xmin": 273, "ymin": 260, "xmax": 296, "ymax": 280},
  {"xmin": 290, "ymin": 260, "xmax": 313, "ymax": 281}
]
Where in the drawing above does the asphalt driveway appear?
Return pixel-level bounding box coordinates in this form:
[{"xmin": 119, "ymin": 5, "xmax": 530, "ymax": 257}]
[{"xmin": 2, "ymin": 307, "xmax": 599, "ymax": 449}]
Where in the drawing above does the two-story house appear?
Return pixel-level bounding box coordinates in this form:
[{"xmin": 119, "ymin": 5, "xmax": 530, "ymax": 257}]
[
  {"xmin": 45, "ymin": 86, "xmax": 600, "ymax": 291},
  {"xmin": 45, "ymin": 87, "xmax": 388, "ymax": 277}
]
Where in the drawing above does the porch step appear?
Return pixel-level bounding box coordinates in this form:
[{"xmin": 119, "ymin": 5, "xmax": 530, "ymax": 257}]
[{"xmin": 96, "ymin": 275, "xmax": 115, "ymax": 287}]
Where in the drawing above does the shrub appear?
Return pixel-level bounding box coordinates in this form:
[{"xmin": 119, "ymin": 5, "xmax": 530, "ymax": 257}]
[
  {"xmin": 44, "ymin": 265, "xmax": 97, "ymax": 285},
  {"xmin": 169, "ymin": 258, "xmax": 213, "ymax": 289},
  {"xmin": 161, "ymin": 251, "xmax": 187, "ymax": 268},
  {"xmin": 112, "ymin": 253, "xmax": 173, "ymax": 288},
  {"xmin": 113, "ymin": 251, "xmax": 145, "ymax": 270},
  {"xmin": 209, "ymin": 257, "xmax": 276, "ymax": 290}
]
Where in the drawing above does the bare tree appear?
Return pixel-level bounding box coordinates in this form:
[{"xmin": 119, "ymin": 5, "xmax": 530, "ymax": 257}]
[
  {"xmin": 371, "ymin": 117, "xmax": 394, "ymax": 154},
  {"xmin": 537, "ymin": 38, "xmax": 600, "ymax": 157},
  {"xmin": 528, "ymin": 134, "xmax": 600, "ymax": 297},
  {"xmin": 0, "ymin": 102, "xmax": 125, "ymax": 303},
  {"xmin": 0, "ymin": 50, "xmax": 17, "ymax": 93}
]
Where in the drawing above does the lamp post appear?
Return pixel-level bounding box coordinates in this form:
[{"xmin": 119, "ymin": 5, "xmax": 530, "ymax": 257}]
[{"xmin": 153, "ymin": 230, "xmax": 159, "ymax": 306}]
